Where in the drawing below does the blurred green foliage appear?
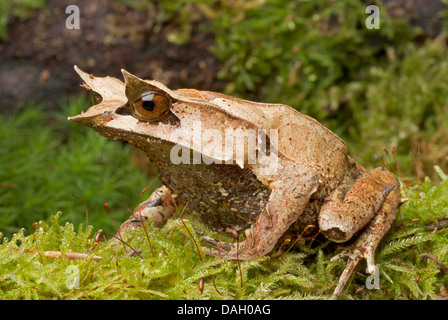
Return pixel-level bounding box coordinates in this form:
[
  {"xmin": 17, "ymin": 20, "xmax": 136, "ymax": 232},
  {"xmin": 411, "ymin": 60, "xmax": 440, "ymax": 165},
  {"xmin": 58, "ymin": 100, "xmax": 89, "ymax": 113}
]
[
  {"xmin": 350, "ymin": 36, "xmax": 448, "ymax": 180},
  {"xmin": 0, "ymin": 96, "xmax": 158, "ymax": 237},
  {"xmin": 0, "ymin": 0, "xmax": 45, "ymax": 40},
  {"xmin": 210, "ymin": 0, "xmax": 415, "ymax": 105}
]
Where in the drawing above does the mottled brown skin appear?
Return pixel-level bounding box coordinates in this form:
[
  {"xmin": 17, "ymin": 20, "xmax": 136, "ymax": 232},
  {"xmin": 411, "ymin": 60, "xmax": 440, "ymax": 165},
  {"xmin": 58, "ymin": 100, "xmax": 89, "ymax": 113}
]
[{"xmin": 69, "ymin": 66, "xmax": 401, "ymax": 299}]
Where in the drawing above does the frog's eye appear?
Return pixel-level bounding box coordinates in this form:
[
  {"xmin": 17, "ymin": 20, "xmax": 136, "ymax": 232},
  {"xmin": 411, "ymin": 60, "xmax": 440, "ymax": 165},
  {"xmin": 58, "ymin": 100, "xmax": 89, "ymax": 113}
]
[{"xmin": 132, "ymin": 92, "xmax": 171, "ymax": 122}]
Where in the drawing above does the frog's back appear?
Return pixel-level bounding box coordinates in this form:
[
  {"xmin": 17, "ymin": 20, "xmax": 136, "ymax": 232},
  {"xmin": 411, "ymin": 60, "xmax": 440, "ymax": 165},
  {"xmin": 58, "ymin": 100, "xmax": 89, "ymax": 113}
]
[
  {"xmin": 270, "ymin": 104, "xmax": 349, "ymax": 170},
  {"xmin": 259, "ymin": 103, "xmax": 352, "ymax": 192},
  {"xmin": 196, "ymin": 91, "xmax": 350, "ymax": 179}
]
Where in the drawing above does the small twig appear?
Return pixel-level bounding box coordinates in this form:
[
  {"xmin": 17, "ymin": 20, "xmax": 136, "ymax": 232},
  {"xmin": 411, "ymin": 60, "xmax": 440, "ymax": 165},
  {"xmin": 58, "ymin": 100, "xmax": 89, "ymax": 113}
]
[
  {"xmin": 102, "ymin": 232, "xmax": 144, "ymax": 260},
  {"xmin": 391, "ymin": 146, "xmax": 404, "ymax": 181},
  {"xmin": 381, "ymin": 147, "xmax": 394, "ymax": 174},
  {"xmin": 24, "ymin": 249, "xmax": 102, "ymax": 260},
  {"xmin": 169, "ymin": 226, "xmax": 178, "ymax": 244},
  {"xmin": 71, "ymin": 194, "xmax": 89, "ymax": 230},
  {"xmin": 138, "ymin": 209, "xmax": 155, "ymax": 258},
  {"xmin": 135, "ymin": 186, "xmax": 155, "ymax": 257},
  {"xmin": 156, "ymin": 190, "xmax": 202, "ymax": 261},
  {"xmin": 278, "ymin": 225, "xmax": 315, "ymax": 263},
  {"xmin": 103, "ymin": 203, "xmax": 121, "ymax": 238},
  {"xmin": 420, "ymin": 253, "xmax": 448, "ymax": 276},
  {"xmin": 370, "ymin": 145, "xmax": 387, "ymax": 170},
  {"xmin": 210, "ymin": 275, "xmax": 223, "ymax": 296},
  {"xmin": 228, "ymin": 230, "xmax": 242, "ymax": 288},
  {"xmin": 172, "ymin": 200, "xmax": 202, "ymax": 261},
  {"xmin": 425, "ymin": 216, "xmax": 448, "ymax": 231}
]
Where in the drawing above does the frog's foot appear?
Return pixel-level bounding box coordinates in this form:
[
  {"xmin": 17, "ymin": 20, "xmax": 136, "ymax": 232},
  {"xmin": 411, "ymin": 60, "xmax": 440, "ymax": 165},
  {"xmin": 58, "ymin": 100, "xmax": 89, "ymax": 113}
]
[
  {"xmin": 116, "ymin": 186, "xmax": 175, "ymax": 237},
  {"xmin": 330, "ymin": 241, "xmax": 375, "ymax": 300},
  {"xmin": 201, "ymin": 227, "xmax": 271, "ymax": 260},
  {"xmin": 322, "ymin": 167, "xmax": 401, "ymax": 299}
]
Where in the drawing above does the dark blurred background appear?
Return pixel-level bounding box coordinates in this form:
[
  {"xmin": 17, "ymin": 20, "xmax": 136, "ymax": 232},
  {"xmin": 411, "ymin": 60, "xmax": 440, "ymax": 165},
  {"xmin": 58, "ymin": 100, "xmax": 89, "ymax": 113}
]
[
  {"xmin": 0, "ymin": 0, "xmax": 226, "ymax": 112},
  {"xmin": 0, "ymin": 0, "xmax": 445, "ymax": 111}
]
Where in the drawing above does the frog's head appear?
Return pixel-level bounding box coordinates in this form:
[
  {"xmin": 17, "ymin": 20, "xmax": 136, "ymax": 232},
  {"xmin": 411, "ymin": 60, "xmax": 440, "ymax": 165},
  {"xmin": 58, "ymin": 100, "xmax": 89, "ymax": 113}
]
[
  {"xmin": 69, "ymin": 66, "xmax": 264, "ymax": 165},
  {"xmin": 70, "ymin": 66, "xmax": 217, "ymax": 144}
]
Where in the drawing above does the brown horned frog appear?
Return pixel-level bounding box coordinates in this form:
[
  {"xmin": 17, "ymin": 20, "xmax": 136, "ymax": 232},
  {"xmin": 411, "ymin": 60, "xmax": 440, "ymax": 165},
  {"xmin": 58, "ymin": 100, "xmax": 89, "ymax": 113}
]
[{"xmin": 69, "ymin": 66, "xmax": 401, "ymax": 299}]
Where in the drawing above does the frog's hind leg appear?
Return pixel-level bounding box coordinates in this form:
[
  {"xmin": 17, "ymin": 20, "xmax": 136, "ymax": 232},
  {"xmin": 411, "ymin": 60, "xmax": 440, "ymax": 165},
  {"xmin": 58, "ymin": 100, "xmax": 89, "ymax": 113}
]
[
  {"xmin": 318, "ymin": 167, "xmax": 401, "ymax": 299},
  {"xmin": 116, "ymin": 186, "xmax": 175, "ymax": 237}
]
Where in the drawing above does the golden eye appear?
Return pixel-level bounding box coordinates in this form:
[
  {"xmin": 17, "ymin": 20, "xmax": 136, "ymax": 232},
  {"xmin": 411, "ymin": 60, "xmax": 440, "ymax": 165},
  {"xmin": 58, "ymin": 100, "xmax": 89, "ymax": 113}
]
[{"xmin": 132, "ymin": 92, "xmax": 171, "ymax": 122}]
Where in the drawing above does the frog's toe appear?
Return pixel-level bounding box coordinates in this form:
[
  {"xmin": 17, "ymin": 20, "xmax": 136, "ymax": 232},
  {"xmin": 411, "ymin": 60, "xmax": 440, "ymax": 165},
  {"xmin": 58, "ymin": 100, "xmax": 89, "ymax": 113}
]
[
  {"xmin": 201, "ymin": 241, "xmax": 245, "ymax": 260},
  {"xmin": 201, "ymin": 246, "xmax": 221, "ymax": 258},
  {"xmin": 330, "ymin": 243, "xmax": 378, "ymax": 299},
  {"xmin": 201, "ymin": 239, "xmax": 265, "ymax": 260},
  {"xmin": 201, "ymin": 236, "xmax": 234, "ymax": 252},
  {"xmin": 200, "ymin": 226, "xmax": 268, "ymax": 260},
  {"xmin": 331, "ymin": 253, "xmax": 362, "ymax": 300}
]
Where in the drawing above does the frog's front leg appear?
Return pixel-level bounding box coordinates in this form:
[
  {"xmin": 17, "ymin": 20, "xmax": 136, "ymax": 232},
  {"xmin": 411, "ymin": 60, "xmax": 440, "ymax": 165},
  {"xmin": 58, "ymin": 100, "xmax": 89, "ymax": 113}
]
[
  {"xmin": 318, "ymin": 167, "xmax": 400, "ymax": 299},
  {"xmin": 202, "ymin": 162, "xmax": 319, "ymax": 260},
  {"xmin": 117, "ymin": 186, "xmax": 175, "ymax": 237}
]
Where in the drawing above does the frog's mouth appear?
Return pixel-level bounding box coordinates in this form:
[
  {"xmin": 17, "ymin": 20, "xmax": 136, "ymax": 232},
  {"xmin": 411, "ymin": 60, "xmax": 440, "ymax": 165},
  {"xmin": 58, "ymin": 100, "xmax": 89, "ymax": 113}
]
[{"xmin": 68, "ymin": 100, "xmax": 126, "ymax": 125}]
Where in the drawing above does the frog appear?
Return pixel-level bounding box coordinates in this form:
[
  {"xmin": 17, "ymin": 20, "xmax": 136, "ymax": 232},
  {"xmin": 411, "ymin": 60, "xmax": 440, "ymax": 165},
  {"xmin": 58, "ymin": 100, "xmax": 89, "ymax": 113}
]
[{"xmin": 69, "ymin": 66, "xmax": 401, "ymax": 299}]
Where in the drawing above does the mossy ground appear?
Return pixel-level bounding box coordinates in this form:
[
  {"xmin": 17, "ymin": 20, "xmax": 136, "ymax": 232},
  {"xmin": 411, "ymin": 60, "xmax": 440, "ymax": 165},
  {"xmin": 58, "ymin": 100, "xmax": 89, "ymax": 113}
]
[{"xmin": 0, "ymin": 169, "xmax": 447, "ymax": 300}]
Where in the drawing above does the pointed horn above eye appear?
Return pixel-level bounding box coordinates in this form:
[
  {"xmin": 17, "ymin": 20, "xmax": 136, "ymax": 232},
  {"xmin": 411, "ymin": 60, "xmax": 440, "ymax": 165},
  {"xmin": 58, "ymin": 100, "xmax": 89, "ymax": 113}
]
[
  {"xmin": 120, "ymin": 69, "xmax": 133, "ymax": 77},
  {"xmin": 121, "ymin": 69, "xmax": 145, "ymax": 86},
  {"xmin": 121, "ymin": 69, "xmax": 148, "ymax": 101},
  {"xmin": 74, "ymin": 65, "xmax": 93, "ymax": 85},
  {"xmin": 121, "ymin": 69, "xmax": 175, "ymax": 103}
]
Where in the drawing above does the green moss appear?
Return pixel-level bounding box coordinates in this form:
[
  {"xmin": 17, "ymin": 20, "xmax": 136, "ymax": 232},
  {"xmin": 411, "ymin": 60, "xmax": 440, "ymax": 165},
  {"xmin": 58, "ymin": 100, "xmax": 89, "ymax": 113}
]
[{"xmin": 1, "ymin": 169, "xmax": 446, "ymax": 299}]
